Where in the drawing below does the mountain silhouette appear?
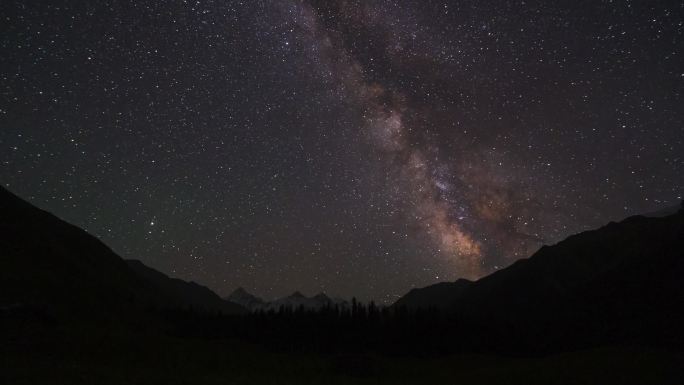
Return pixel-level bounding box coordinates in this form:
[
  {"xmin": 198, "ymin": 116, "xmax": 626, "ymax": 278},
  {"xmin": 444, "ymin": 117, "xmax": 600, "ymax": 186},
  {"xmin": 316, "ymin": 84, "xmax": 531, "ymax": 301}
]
[
  {"xmin": 126, "ymin": 259, "xmax": 245, "ymax": 314},
  {"xmin": 393, "ymin": 201, "xmax": 684, "ymax": 350},
  {"xmin": 225, "ymin": 287, "xmax": 267, "ymax": 311},
  {"xmin": 226, "ymin": 287, "xmax": 348, "ymax": 312},
  {"xmin": 0, "ymin": 186, "xmax": 245, "ymax": 320},
  {"xmin": 392, "ymin": 279, "xmax": 472, "ymax": 310},
  {"xmin": 265, "ymin": 290, "xmax": 347, "ymax": 311}
]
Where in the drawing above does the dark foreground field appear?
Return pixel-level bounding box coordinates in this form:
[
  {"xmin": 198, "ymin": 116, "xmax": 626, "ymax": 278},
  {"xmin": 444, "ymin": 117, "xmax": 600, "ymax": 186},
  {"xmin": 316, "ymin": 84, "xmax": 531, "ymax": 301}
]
[{"xmin": 3, "ymin": 327, "xmax": 683, "ymax": 385}]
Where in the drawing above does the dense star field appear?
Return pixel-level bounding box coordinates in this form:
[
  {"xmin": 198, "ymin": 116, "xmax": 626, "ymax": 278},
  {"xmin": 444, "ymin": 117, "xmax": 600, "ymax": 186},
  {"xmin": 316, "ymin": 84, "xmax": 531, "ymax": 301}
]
[{"xmin": 1, "ymin": 1, "xmax": 682, "ymax": 303}]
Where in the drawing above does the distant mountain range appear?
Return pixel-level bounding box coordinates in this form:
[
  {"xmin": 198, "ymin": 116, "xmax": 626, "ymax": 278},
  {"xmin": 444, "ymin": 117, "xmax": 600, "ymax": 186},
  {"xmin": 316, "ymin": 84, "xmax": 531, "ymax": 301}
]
[
  {"xmin": 226, "ymin": 287, "xmax": 348, "ymax": 312},
  {"xmin": 393, "ymin": 200, "xmax": 684, "ymax": 350},
  {"xmin": 0, "ymin": 186, "xmax": 246, "ymax": 319}
]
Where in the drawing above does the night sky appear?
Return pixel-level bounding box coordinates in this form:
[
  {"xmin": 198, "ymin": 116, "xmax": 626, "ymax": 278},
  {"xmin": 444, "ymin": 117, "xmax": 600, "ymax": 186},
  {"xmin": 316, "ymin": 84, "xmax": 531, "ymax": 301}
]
[{"xmin": 2, "ymin": 1, "xmax": 682, "ymax": 303}]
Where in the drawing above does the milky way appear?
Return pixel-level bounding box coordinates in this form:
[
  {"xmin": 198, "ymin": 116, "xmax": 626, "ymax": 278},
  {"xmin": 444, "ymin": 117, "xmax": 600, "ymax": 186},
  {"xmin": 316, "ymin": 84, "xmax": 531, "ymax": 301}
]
[
  {"xmin": 286, "ymin": 0, "xmax": 577, "ymax": 278},
  {"xmin": 1, "ymin": 0, "xmax": 683, "ymax": 302}
]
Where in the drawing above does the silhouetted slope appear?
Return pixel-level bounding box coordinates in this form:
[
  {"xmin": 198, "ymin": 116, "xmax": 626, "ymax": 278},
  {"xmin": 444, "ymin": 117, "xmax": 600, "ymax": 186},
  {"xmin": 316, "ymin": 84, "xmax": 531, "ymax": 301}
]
[
  {"xmin": 395, "ymin": 203, "xmax": 684, "ymax": 350},
  {"xmin": 392, "ymin": 279, "xmax": 472, "ymax": 310},
  {"xmin": 0, "ymin": 186, "xmax": 245, "ymax": 319},
  {"xmin": 1, "ymin": 186, "xmax": 153, "ymax": 319},
  {"xmin": 127, "ymin": 259, "xmax": 244, "ymax": 314}
]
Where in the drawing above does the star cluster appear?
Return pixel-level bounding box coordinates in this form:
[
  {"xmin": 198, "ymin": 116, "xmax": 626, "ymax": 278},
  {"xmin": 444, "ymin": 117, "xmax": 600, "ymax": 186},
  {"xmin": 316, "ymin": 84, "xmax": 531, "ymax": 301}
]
[{"xmin": 1, "ymin": 0, "xmax": 682, "ymax": 302}]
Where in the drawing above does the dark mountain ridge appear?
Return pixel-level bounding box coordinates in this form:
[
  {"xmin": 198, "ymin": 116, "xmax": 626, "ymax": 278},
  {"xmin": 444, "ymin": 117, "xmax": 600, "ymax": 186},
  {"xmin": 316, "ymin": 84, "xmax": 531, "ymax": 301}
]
[
  {"xmin": 126, "ymin": 259, "xmax": 245, "ymax": 314},
  {"xmin": 393, "ymin": 202, "xmax": 684, "ymax": 351},
  {"xmin": 392, "ymin": 279, "xmax": 472, "ymax": 309},
  {"xmin": 0, "ymin": 186, "xmax": 245, "ymax": 320}
]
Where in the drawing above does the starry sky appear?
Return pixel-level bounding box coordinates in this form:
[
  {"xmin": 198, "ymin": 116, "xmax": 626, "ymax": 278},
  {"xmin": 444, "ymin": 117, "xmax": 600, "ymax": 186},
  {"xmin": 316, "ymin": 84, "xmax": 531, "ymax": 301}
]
[{"xmin": 2, "ymin": 0, "xmax": 683, "ymax": 303}]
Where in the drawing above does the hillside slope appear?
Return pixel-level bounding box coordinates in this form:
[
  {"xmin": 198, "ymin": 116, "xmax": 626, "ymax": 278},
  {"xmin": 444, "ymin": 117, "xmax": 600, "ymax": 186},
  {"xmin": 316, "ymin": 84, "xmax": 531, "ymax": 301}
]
[
  {"xmin": 394, "ymin": 203, "xmax": 684, "ymax": 350},
  {"xmin": 0, "ymin": 186, "xmax": 245, "ymax": 319}
]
